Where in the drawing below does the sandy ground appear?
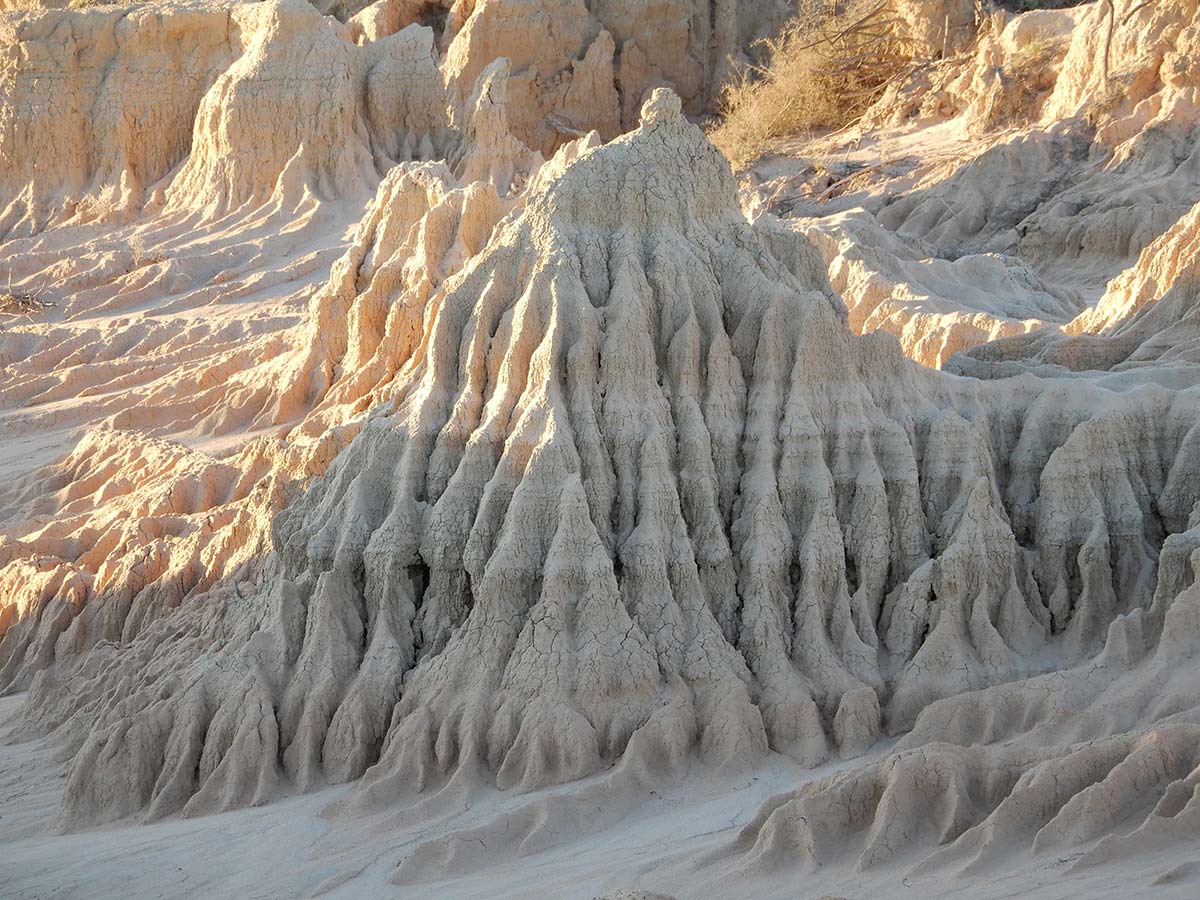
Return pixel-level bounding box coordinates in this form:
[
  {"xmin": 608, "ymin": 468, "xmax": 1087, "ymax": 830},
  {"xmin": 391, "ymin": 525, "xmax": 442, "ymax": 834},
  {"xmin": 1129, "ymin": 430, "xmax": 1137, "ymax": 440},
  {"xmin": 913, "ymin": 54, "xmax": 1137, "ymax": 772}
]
[
  {"xmin": 6, "ymin": 4, "xmax": 1200, "ymax": 897},
  {"xmin": 2, "ymin": 693, "xmax": 1197, "ymax": 900}
]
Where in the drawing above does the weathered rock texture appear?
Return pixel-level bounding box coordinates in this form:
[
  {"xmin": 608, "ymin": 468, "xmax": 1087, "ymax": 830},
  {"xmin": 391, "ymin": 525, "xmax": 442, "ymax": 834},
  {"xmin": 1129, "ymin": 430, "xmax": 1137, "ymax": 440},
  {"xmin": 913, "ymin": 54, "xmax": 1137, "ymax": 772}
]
[
  {"xmin": 0, "ymin": 7, "xmax": 548, "ymax": 702},
  {"xmin": 801, "ymin": 208, "xmax": 1083, "ymax": 368},
  {"xmin": 751, "ymin": 0, "xmax": 1200, "ymax": 369},
  {"xmin": 6, "ymin": 84, "xmax": 1200, "ymax": 837},
  {"xmin": 0, "ymin": 0, "xmax": 793, "ymax": 236},
  {"xmin": 3, "ymin": 0, "xmax": 1200, "ymax": 893}
]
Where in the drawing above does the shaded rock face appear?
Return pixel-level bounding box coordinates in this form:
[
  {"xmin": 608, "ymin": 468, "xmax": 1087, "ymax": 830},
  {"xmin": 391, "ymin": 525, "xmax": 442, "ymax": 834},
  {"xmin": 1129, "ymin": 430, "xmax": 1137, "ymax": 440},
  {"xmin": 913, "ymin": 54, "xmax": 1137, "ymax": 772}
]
[
  {"xmin": 952, "ymin": 194, "xmax": 1200, "ymax": 375},
  {"xmin": 14, "ymin": 90, "xmax": 1200, "ymax": 846},
  {"xmin": 802, "ymin": 208, "xmax": 1084, "ymax": 369}
]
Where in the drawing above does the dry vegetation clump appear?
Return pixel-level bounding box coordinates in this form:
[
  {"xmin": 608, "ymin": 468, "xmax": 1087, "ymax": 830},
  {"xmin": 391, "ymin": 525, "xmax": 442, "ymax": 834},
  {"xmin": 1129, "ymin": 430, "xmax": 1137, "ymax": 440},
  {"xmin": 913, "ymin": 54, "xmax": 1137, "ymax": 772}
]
[
  {"xmin": 127, "ymin": 234, "xmax": 167, "ymax": 269},
  {"xmin": 709, "ymin": 0, "xmax": 912, "ymax": 168},
  {"xmin": 975, "ymin": 34, "xmax": 1063, "ymax": 130},
  {"xmin": 0, "ymin": 279, "xmax": 53, "ymax": 322}
]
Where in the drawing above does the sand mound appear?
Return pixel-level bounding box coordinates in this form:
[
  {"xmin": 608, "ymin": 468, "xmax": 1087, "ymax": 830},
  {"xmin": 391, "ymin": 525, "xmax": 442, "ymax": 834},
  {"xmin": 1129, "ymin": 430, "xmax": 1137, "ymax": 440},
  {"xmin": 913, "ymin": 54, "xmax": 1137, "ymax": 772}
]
[
  {"xmin": 724, "ymin": 579, "xmax": 1200, "ymax": 877},
  {"xmin": 722, "ymin": 723, "xmax": 1200, "ymax": 875}
]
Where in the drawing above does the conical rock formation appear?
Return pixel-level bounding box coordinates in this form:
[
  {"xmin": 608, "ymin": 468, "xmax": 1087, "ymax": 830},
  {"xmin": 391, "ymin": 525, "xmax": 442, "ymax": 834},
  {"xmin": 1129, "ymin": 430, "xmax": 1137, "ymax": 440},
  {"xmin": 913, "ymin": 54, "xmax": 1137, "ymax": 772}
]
[
  {"xmin": 25, "ymin": 89, "xmax": 1200, "ymax": 835},
  {"xmin": 6, "ymin": 6, "xmax": 1200, "ymax": 890}
]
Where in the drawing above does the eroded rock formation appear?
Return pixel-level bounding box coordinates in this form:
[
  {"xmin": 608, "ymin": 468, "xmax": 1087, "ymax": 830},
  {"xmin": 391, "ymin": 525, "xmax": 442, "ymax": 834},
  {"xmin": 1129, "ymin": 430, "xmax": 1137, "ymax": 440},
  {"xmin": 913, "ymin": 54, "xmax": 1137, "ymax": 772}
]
[
  {"xmin": 748, "ymin": 0, "xmax": 1200, "ymax": 370},
  {"xmin": 6, "ymin": 84, "xmax": 1199, "ymax": 838},
  {"xmin": 2, "ymin": 1, "xmax": 1200, "ymax": 894}
]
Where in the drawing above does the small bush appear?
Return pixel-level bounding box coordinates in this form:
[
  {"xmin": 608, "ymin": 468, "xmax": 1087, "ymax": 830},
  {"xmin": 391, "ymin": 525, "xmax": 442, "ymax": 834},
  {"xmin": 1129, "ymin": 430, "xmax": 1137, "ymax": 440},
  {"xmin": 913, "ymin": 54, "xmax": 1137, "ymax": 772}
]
[
  {"xmin": 709, "ymin": 0, "xmax": 910, "ymax": 168},
  {"xmin": 127, "ymin": 233, "xmax": 166, "ymax": 270},
  {"xmin": 0, "ymin": 279, "xmax": 53, "ymax": 321}
]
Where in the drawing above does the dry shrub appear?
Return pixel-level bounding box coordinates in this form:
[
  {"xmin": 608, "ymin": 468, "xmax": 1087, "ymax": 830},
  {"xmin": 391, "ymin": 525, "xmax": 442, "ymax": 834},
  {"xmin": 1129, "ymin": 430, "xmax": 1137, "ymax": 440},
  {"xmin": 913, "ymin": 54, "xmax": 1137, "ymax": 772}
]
[
  {"xmin": 0, "ymin": 279, "xmax": 53, "ymax": 321},
  {"xmin": 973, "ymin": 35, "xmax": 1064, "ymax": 131},
  {"xmin": 1006, "ymin": 36, "xmax": 1062, "ymax": 98},
  {"xmin": 710, "ymin": 0, "xmax": 910, "ymax": 168},
  {"xmin": 127, "ymin": 233, "xmax": 166, "ymax": 269}
]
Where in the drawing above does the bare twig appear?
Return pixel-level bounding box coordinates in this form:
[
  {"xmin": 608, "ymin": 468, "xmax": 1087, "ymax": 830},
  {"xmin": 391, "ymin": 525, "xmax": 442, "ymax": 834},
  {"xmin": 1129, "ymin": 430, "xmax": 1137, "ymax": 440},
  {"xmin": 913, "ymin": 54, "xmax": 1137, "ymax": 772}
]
[
  {"xmin": 1122, "ymin": 0, "xmax": 1156, "ymax": 24},
  {"xmin": 1101, "ymin": 0, "xmax": 1115, "ymax": 85},
  {"xmin": 0, "ymin": 271, "xmax": 54, "ymax": 320}
]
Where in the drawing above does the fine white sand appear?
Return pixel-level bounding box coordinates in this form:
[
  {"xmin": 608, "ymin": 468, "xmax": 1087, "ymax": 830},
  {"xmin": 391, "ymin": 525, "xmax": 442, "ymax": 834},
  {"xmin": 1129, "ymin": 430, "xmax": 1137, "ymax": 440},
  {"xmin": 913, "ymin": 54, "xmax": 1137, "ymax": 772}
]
[{"xmin": 3, "ymin": 694, "xmax": 1198, "ymax": 900}]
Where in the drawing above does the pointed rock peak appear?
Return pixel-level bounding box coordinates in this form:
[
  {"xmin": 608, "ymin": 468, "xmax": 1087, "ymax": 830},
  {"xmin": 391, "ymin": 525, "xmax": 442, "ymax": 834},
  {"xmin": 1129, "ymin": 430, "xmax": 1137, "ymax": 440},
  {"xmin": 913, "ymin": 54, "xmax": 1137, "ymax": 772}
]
[
  {"xmin": 528, "ymin": 87, "xmax": 741, "ymax": 233},
  {"xmin": 467, "ymin": 57, "xmax": 513, "ymax": 132},
  {"xmin": 453, "ymin": 55, "xmax": 541, "ymax": 196},
  {"xmin": 639, "ymin": 87, "xmax": 683, "ymax": 126}
]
